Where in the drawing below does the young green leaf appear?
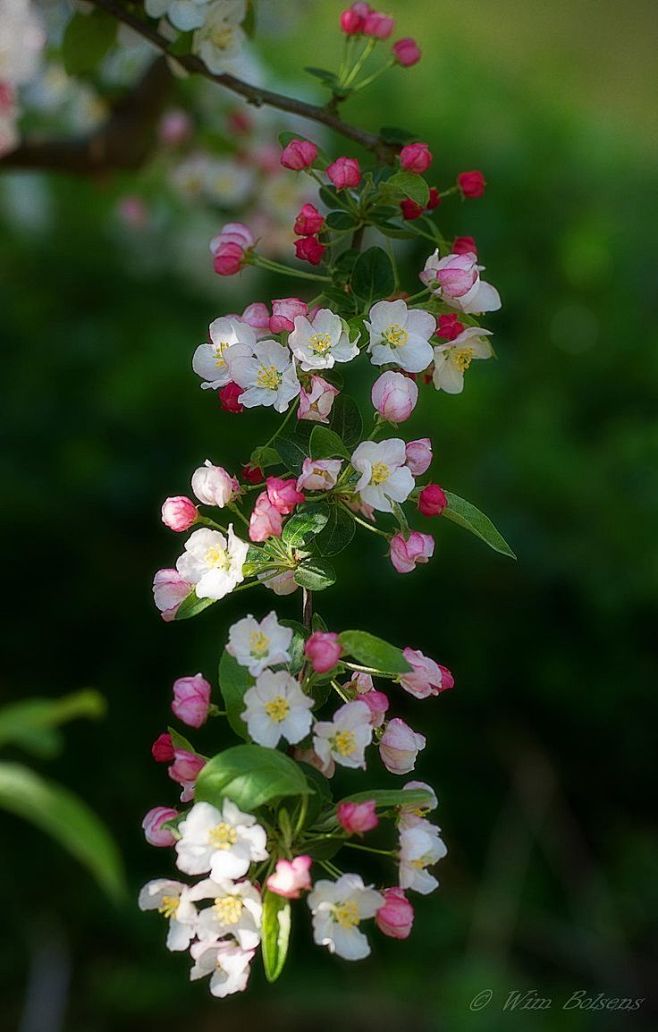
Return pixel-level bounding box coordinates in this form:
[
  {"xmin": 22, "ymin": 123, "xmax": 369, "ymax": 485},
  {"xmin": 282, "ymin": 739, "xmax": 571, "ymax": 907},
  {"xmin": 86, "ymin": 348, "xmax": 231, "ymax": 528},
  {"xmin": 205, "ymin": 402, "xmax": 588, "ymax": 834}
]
[
  {"xmin": 282, "ymin": 506, "xmax": 329, "ymax": 548},
  {"xmin": 62, "ymin": 11, "xmax": 117, "ymax": 76},
  {"xmin": 442, "ymin": 491, "xmax": 516, "ymax": 558},
  {"xmin": 276, "ymin": 435, "xmax": 310, "ymax": 475},
  {"xmin": 309, "ymin": 426, "xmax": 351, "ymax": 460},
  {"xmin": 174, "ymin": 593, "xmax": 216, "ymax": 621},
  {"xmin": 352, "ymin": 247, "xmax": 395, "ymax": 304},
  {"xmin": 195, "ymin": 744, "xmax": 313, "ymax": 811},
  {"xmin": 261, "ymin": 890, "xmax": 291, "ymax": 983},
  {"xmin": 338, "ymin": 788, "xmax": 434, "ymax": 809},
  {"xmin": 325, "ymin": 211, "xmax": 359, "ymax": 231},
  {"xmin": 167, "ymin": 727, "xmax": 196, "ymax": 754},
  {"xmin": 250, "ymin": 445, "xmax": 281, "ymax": 471},
  {"xmin": 0, "ymin": 690, "xmax": 105, "ymax": 758},
  {"xmin": 218, "ymin": 651, "xmax": 253, "ymax": 740},
  {"xmin": 294, "ymin": 559, "xmax": 336, "ymax": 591},
  {"xmin": 314, "ymin": 505, "xmax": 356, "ymax": 557},
  {"xmin": 338, "ymin": 630, "xmax": 411, "ymax": 674},
  {"xmin": 387, "ymin": 171, "xmax": 430, "ymax": 207}
]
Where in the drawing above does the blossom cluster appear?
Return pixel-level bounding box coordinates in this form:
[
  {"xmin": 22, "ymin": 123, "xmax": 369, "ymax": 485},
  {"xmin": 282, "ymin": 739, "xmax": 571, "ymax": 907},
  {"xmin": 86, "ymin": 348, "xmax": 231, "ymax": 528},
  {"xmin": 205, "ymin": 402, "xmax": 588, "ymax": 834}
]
[
  {"xmin": 145, "ymin": 0, "xmax": 248, "ymax": 73},
  {"xmin": 0, "ymin": 0, "xmax": 44, "ymax": 157}
]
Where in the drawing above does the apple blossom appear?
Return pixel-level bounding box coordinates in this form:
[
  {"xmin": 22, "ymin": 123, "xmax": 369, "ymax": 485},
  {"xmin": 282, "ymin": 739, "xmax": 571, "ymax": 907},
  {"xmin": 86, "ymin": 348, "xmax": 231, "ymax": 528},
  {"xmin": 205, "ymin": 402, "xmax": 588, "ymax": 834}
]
[
  {"xmin": 176, "ymin": 526, "xmax": 248, "ymax": 600},
  {"xmin": 457, "ymin": 169, "xmax": 486, "ymax": 198},
  {"xmin": 337, "ymin": 800, "xmax": 379, "ymax": 835},
  {"xmin": 360, "ymin": 689, "xmax": 389, "ymax": 727},
  {"xmin": 168, "ymin": 748, "xmax": 206, "ymax": 802},
  {"xmin": 227, "ymin": 611, "xmax": 293, "ymax": 675},
  {"xmin": 305, "ymin": 631, "xmax": 342, "ymax": 673},
  {"xmin": 151, "ymin": 732, "xmax": 175, "ymax": 763},
  {"xmin": 389, "ymin": 531, "xmax": 435, "ymax": 574},
  {"xmin": 418, "ymin": 483, "xmax": 447, "ymax": 516},
  {"xmin": 175, "ymin": 799, "xmax": 268, "ymax": 879},
  {"xmin": 308, "ymin": 874, "xmax": 384, "ymax": 960},
  {"xmin": 266, "ymin": 476, "xmax": 305, "ymax": 514},
  {"xmin": 249, "ymin": 490, "xmax": 283, "ymax": 542},
  {"xmin": 399, "ymin": 648, "xmax": 454, "ymax": 699},
  {"xmin": 138, "ymin": 879, "xmax": 199, "ymax": 950},
  {"xmin": 339, "ymin": 6, "xmax": 366, "ymax": 34},
  {"xmin": 210, "ymin": 222, "xmax": 254, "ymax": 276},
  {"xmin": 161, "ymin": 495, "xmax": 197, "ymax": 532},
  {"xmin": 399, "ymin": 142, "xmax": 432, "ymax": 173},
  {"xmin": 433, "ymin": 326, "xmax": 494, "ymax": 394},
  {"xmin": 293, "ymin": 744, "xmax": 335, "ymax": 779},
  {"xmin": 326, "ymin": 157, "xmax": 361, "ymax": 190},
  {"xmin": 152, "ymin": 568, "xmax": 192, "ymax": 622},
  {"xmin": 192, "ymin": 0, "xmax": 247, "ymax": 74},
  {"xmin": 226, "ymin": 339, "xmax": 301, "ymax": 413},
  {"xmin": 294, "ymin": 235, "xmax": 326, "ymax": 265},
  {"xmin": 366, "ymin": 299, "xmax": 435, "ymax": 372},
  {"xmin": 399, "ymin": 780, "xmax": 438, "ymax": 827},
  {"xmin": 453, "ymin": 235, "xmax": 477, "ymax": 255},
  {"xmin": 420, "ymin": 249, "xmax": 501, "ymax": 314},
  {"xmin": 297, "ymin": 458, "xmax": 342, "ymax": 492},
  {"xmin": 191, "ymin": 460, "xmax": 239, "ymax": 507},
  {"xmin": 293, "ymin": 203, "xmax": 325, "ymax": 236},
  {"xmin": 289, "ymin": 308, "xmax": 359, "ymax": 372},
  {"xmin": 349, "ymin": 671, "xmax": 375, "ymax": 694},
  {"xmin": 398, "ymin": 821, "xmax": 447, "ymax": 894},
  {"xmin": 371, "ymin": 370, "xmax": 418, "ymax": 422},
  {"xmin": 379, "ymin": 717, "xmax": 426, "ymax": 774},
  {"xmin": 142, "ymin": 806, "xmax": 179, "ymax": 847},
  {"xmin": 270, "ymin": 297, "xmax": 308, "ymax": 333},
  {"xmin": 392, "ymin": 37, "xmax": 421, "ymax": 66},
  {"xmin": 144, "ymin": 0, "xmax": 210, "ymax": 31},
  {"xmin": 190, "ymin": 940, "xmax": 255, "ymax": 998},
  {"xmin": 405, "ymin": 438, "xmax": 432, "ymax": 476},
  {"xmin": 171, "ymin": 673, "xmax": 212, "ymax": 727},
  {"xmin": 313, "ymin": 700, "xmax": 373, "ymax": 770},
  {"xmin": 242, "ymin": 669, "xmax": 314, "ymax": 747},
  {"xmin": 191, "ymin": 877, "xmax": 262, "ymax": 949},
  {"xmin": 193, "ymin": 316, "xmax": 258, "ymax": 390},
  {"xmin": 218, "ymin": 381, "xmax": 244, "ymax": 413},
  {"xmin": 351, "ymin": 438, "xmax": 415, "ymax": 513},
  {"xmin": 376, "ymin": 887, "xmax": 414, "ymax": 938},
  {"xmin": 241, "ymin": 302, "xmax": 271, "ymax": 334},
  {"xmin": 267, "ymin": 855, "xmax": 313, "ymax": 899},
  {"xmin": 363, "ymin": 11, "xmax": 395, "ymax": 38},
  {"xmin": 258, "ymin": 568, "xmax": 298, "ymax": 595},
  {"xmin": 280, "ymin": 138, "xmax": 318, "ymax": 170}
]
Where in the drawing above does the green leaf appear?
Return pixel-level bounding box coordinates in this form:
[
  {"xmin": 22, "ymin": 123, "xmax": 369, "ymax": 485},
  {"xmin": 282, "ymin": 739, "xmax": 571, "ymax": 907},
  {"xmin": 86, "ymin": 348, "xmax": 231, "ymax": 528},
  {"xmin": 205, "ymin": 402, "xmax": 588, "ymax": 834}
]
[
  {"xmin": 250, "ymin": 445, "xmax": 281, "ymax": 471},
  {"xmin": 442, "ymin": 491, "xmax": 516, "ymax": 559},
  {"xmin": 375, "ymin": 221, "xmax": 420, "ymax": 240},
  {"xmin": 387, "ymin": 171, "xmax": 430, "ymax": 207},
  {"xmin": 338, "ymin": 788, "xmax": 433, "ymax": 809},
  {"xmin": 279, "ymin": 619, "xmax": 308, "ymax": 675},
  {"xmin": 167, "ymin": 727, "xmax": 196, "ymax": 754},
  {"xmin": 379, "ymin": 125, "xmax": 417, "ymax": 145},
  {"xmin": 0, "ymin": 690, "xmax": 105, "ymax": 758},
  {"xmin": 294, "ymin": 559, "xmax": 336, "ymax": 591},
  {"xmin": 61, "ymin": 11, "xmax": 117, "ymax": 76},
  {"xmin": 318, "ymin": 185, "xmax": 351, "ymax": 211},
  {"xmin": 218, "ymin": 651, "xmax": 253, "ymax": 740},
  {"xmin": 0, "ymin": 762, "xmax": 124, "ymax": 899},
  {"xmin": 338, "ymin": 630, "xmax": 411, "ymax": 674},
  {"xmin": 261, "ymin": 890, "xmax": 291, "ymax": 983},
  {"xmin": 329, "ymin": 393, "xmax": 363, "ymax": 448},
  {"xmin": 174, "ymin": 592, "xmax": 216, "ymax": 621},
  {"xmin": 167, "ymin": 30, "xmax": 194, "ymax": 56},
  {"xmin": 282, "ymin": 506, "xmax": 329, "ymax": 548},
  {"xmin": 195, "ymin": 744, "xmax": 312, "ymax": 811},
  {"xmin": 325, "ymin": 211, "xmax": 359, "ymax": 231},
  {"xmin": 315, "ymin": 505, "xmax": 355, "ymax": 557},
  {"xmin": 276, "ymin": 435, "xmax": 309, "ymax": 475},
  {"xmin": 309, "ymin": 426, "xmax": 351, "ymax": 461},
  {"xmin": 304, "ymin": 66, "xmax": 338, "ymax": 88},
  {"xmin": 351, "ymin": 246, "xmax": 395, "ymax": 304},
  {"xmin": 299, "ymin": 762, "xmax": 333, "ymax": 825}
]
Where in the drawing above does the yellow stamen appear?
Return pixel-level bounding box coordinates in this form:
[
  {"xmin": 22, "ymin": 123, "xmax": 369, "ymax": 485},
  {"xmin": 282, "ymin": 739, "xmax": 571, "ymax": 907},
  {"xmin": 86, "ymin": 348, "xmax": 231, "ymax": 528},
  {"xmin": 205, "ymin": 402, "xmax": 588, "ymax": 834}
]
[
  {"xmin": 264, "ymin": 695, "xmax": 290, "ymax": 723},
  {"xmin": 333, "ymin": 900, "xmax": 360, "ymax": 929},
  {"xmin": 210, "ymin": 25, "xmax": 234, "ymax": 49},
  {"xmin": 213, "ymin": 340, "xmax": 231, "ymax": 368},
  {"xmin": 411, "ymin": 855, "xmax": 431, "ymax": 870},
  {"xmin": 383, "ymin": 323, "xmax": 409, "ymax": 348},
  {"xmin": 204, "ymin": 545, "xmax": 229, "ymax": 569},
  {"xmin": 370, "ymin": 462, "xmax": 390, "ymax": 486},
  {"xmin": 213, "ymin": 895, "xmax": 244, "ymax": 925},
  {"xmin": 333, "ymin": 730, "xmax": 356, "ymax": 757},
  {"xmin": 451, "ymin": 347, "xmax": 474, "ymax": 373},
  {"xmin": 158, "ymin": 894, "xmax": 180, "ymax": 919},
  {"xmin": 249, "ymin": 630, "xmax": 270, "ymax": 657},
  {"xmin": 256, "ymin": 364, "xmax": 282, "ymax": 390},
  {"xmin": 208, "ymin": 822, "xmax": 238, "ymax": 849},
  {"xmin": 309, "ymin": 332, "xmax": 332, "ymax": 354}
]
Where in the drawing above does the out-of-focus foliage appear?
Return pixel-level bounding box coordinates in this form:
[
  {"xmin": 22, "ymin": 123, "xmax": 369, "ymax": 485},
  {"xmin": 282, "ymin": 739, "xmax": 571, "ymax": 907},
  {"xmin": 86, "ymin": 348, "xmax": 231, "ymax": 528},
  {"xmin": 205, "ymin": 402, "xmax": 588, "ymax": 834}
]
[{"xmin": 1, "ymin": 1, "xmax": 656, "ymax": 1029}]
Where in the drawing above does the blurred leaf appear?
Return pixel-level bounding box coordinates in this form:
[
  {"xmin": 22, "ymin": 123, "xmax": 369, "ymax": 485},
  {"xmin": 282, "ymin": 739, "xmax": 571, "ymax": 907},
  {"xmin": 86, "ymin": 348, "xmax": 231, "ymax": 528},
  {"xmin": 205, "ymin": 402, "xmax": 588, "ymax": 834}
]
[
  {"xmin": 218, "ymin": 650, "xmax": 252, "ymax": 740},
  {"xmin": 61, "ymin": 11, "xmax": 117, "ymax": 76},
  {"xmin": 261, "ymin": 890, "xmax": 291, "ymax": 983},
  {"xmin": 315, "ymin": 504, "xmax": 355, "ymax": 557},
  {"xmin": 294, "ymin": 559, "xmax": 336, "ymax": 591},
  {"xmin": 0, "ymin": 690, "xmax": 105, "ymax": 758},
  {"xmin": 195, "ymin": 745, "xmax": 312, "ymax": 811},
  {"xmin": 442, "ymin": 491, "xmax": 516, "ymax": 558},
  {"xmin": 276, "ymin": 434, "xmax": 309, "ymax": 475},
  {"xmin": 352, "ymin": 246, "xmax": 395, "ymax": 304},
  {"xmin": 0, "ymin": 762, "xmax": 124, "ymax": 899},
  {"xmin": 250, "ymin": 445, "xmax": 281, "ymax": 470},
  {"xmin": 339, "ymin": 630, "xmax": 411, "ymax": 674},
  {"xmin": 329, "ymin": 394, "xmax": 362, "ymax": 448},
  {"xmin": 304, "ymin": 66, "xmax": 338, "ymax": 88},
  {"xmin": 387, "ymin": 171, "xmax": 430, "ymax": 207},
  {"xmin": 309, "ymin": 425, "xmax": 351, "ymax": 460},
  {"xmin": 379, "ymin": 125, "xmax": 416, "ymax": 145},
  {"xmin": 339, "ymin": 788, "xmax": 433, "ymax": 809},
  {"xmin": 325, "ymin": 211, "xmax": 359, "ymax": 231}
]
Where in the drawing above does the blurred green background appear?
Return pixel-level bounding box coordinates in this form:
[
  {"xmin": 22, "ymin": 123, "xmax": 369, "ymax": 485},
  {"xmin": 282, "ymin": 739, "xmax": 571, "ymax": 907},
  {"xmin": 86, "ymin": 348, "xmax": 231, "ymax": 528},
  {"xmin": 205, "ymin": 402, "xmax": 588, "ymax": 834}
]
[{"xmin": 1, "ymin": 0, "xmax": 657, "ymax": 1028}]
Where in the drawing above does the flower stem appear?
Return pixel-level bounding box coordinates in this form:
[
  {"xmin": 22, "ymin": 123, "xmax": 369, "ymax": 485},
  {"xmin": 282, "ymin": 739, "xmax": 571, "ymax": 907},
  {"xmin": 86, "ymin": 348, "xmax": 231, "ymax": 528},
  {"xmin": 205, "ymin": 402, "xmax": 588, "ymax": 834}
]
[
  {"xmin": 342, "ymin": 841, "xmax": 397, "ymax": 857},
  {"xmin": 253, "ymin": 254, "xmax": 332, "ymax": 283}
]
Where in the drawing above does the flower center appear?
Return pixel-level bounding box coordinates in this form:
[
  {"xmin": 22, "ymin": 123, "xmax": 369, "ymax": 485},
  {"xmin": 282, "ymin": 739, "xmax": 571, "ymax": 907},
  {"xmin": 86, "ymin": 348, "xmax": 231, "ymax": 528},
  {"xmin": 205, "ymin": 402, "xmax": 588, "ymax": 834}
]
[
  {"xmin": 410, "ymin": 854, "xmax": 431, "ymax": 870},
  {"xmin": 249, "ymin": 630, "xmax": 270, "ymax": 657},
  {"xmin": 370, "ymin": 462, "xmax": 390, "ymax": 486},
  {"xmin": 451, "ymin": 347, "xmax": 474, "ymax": 373},
  {"xmin": 210, "ymin": 25, "xmax": 234, "ymax": 49},
  {"xmin": 264, "ymin": 695, "xmax": 290, "ymax": 723},
  {"xmin": 256, "ymin": 364, "xmax": 282, "ymax": 390},
  {"xmin": 204, "ymin": 544, "xmax": 229, "ymax": 569},
  {"xmin": 158, "ymin": 894, "xmax": 180, "ymax": 919},
  {"xmin": 383, "ymin": 323, "xmax": 409, "ymax": 347},
  {"xmin": 213, "ymin": 340, "xmax": 231, "ymax": 367},
  {"xmin": 332, "ymin": 729, "xmax": 356, "ymax": 756},
  {"xmin": 333, "ymin": 900, "xmax": 360, "ymax": 929},
  {"xmin": 209, "ymin": 821, "xmax": 238, "ymax": 849},
  {"xmin": 213, "ymin": 895, "xmax": 244, "ymax": 925},
  {"xmin": 309, "ymin": 332, "xmax": 332, "ymax": 354}
]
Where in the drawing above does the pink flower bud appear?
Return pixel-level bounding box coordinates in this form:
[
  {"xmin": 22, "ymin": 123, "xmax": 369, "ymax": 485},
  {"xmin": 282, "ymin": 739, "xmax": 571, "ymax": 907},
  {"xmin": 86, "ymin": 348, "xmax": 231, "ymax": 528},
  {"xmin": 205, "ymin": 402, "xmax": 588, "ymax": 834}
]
[
  {"xmin": 371, "ymin": 370, "xmax": 418, "ymax": 422},
  {"xmin": 152, "ymin": 568, "xmax": 191, "ymax": 622},
  {"xmin": 428, "ymin": 252, "xmax": 479, "ymax": 300},
  {"xmin": 376, "ymin": 887, "xmax": 414, "ymax": 938},
  {"xmin": 266, "ymin": 476, "xmax": 305, "ymax": 515},
  {"xmin": 241, "ymin": 301, "xmax": 271, "ymax": 331},
  {"xmin": 392, "ymin": 37, "xmax": 421, "ymax": 66},
  {"xmin": 437, "ymin": 313, "xmax": 465, "ymax": 340},
  {"xmin": 295, "ymin": 235, "xmax": 326, "ymax": 265},
  {"xmin": 281, "ymin": 138, "xmax": 318, "ymax": 170},
  {"xmin": 405, "ymin": 438, "xmax": 432, "ymax": 476},
  {"xmin": 400, "ymin": 647, "xmax": 454, "ymax": 699},
  {"xmin": 210, "ymin": 222, "xmax": 254, "ymax": 251},
  {"xmin": 191, "ymin": 460, "xmax": 239, "ymax": 508},
  {"xmin": 249, "ymin": 490, "xmax": 283, "ymax": 542},
  {"xmin": 351, "ymin": 1, "xmax": 373, "ymax": 15},
  {"xmin": 304, "ymin": 631, "xmax": 342, "ymax": 673},
  {"xmin": 339, "ymin": 8, "xmax": 364, "ymax": 34},
  {"xmin": 418, "ymin": 484, "xmax": 447, "ymax": 517},
  {"xmin": 379, "ymin": 717, "xmax": 426, "ymax": 774},
  {"xmin": 389, "ymin": 532, "xmax": 435, "ymax": 574},
  {"xmin": 298, "ymin": 375, "xmax": 339, "ymax": 423},
  {"xmin": 218, "ymin": 382, "xmax": 244, "ymax": 413},
  {"xmin": 453, "ymin": 235, "xmax": 477, "ymax": 256},
  {"xmin": 363, "ymin": 11, "xmax": 395, "ymax": 38},
  {"xmin": 241, "ymin": 463, "xmax": 263, "ymax": 485},
  {"xmin": 142, "ymin": 806, "xmax": 179, "ymax": 847},
  {"xmin": 161, "ymin": 495, "xmax": 197, "ymax": 532},
  {"xmin": 168, "ymin": 749, "xmax": 206, "ymax": 802},
  {"xmin": 171, "ymin": 673, "xmax": 212, "ymax": 728},
  {"xmin": 297, "ymin": 458, "xmax": 342, "ymax": 492},
  {"xmin": 266, "ymin": 855, "xmax": 312, "ymax": 898},
  {"xmin": 213, "ymin": 241, "xmax": 247, "ymax": 276},
  {"xmin": 360, "ymin": 689, "xmax": 390, "ymax": 727},
  {"xmin": 327, "ymin": 157, "xmax": 361, "ymax": 190},
  {"xmin": 117, "ymin": 196, "xmax": 148, "ymax": 228},
  {"xmin": 270, "ymin": 297, "xmax": 308, "ymax": 333},
  {"xmin": 457, "ymin": 169, "xmax": 486, "ymax": 198},
  {"xmin": 151, "ymin": 732, "xmax": 175, "ymax": 763},
  {"xmin": 400, "ymin": 198, "xmax": 424, "ymax": 220},
  {"xmin": 158, "ymin": 108, "xmax": 192, "ymax": 147},
  {"xmin": 399, "ymin": 142, "xmax": 432, "ymax": 174},
  {"xmin": 349, "ymin": 671, "xmax": 375, "ymax": 694},
  {"xmin": 293, "ymin": 203, "xmax": 325, "ymax": 236},
  {"xmin": 337, "ymin": 800, "xmax": 379, "ymax": 835},
  {"xmin": 427, "ymin": 187, "xmax": 441, "ymax": 209}
]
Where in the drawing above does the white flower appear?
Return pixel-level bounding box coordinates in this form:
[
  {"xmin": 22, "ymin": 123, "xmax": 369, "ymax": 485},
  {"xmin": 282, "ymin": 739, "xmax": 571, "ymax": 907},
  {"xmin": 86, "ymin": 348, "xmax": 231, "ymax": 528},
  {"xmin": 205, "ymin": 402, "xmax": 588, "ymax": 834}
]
[
  {"xmin": 399, "ymin": 780, "xmax": 439, "ymax": 829},
  {"xmin": 204, "ymin": 157, "xmax": 255, "ymax": 206},
  {"xmin": 432, "ymin": 327, "xmax": 494, "ymax": 394},
  {"xmin": 420, "ymin": 249, "xmax": 501, "ymax": 315},
  {"xmin": 308, "ymin": 874, "xmax": 384, "ymax": 960},
  {"xmin": 191, "ymin": 460, "xmax": 238, "ymax": 506},
  {"xmin": 190, "ymin": 877, "xmax": 262, "ymax": 949},
  {"xmin": 288, "ymin": 309, "xmax": 359, "ymax": 372},
  {"xmin": 351, "ymin": 438, "xmax": 415, "ymax": 513},
  {"xmin": 296, "ymin": 458, "xmax": 342, "ymax": 492},
  {"xmin": 366, "ymin": 299, "xmax": 435, "ymax": 373},
  {"xmin": 175, "ymin": 800, "xmax": 268, "ymax": 879},
  {"xmin": 226, "ymin": 339, "xmax": 300, "ymax": 413},
  {"xmin": 190, "ymin": 939, "xmax": 254, "ymax": 997},
  {"xmin": 258, "ymin": 568, "xmax": 298, "ymax": 595},
  {"xmin": 227, "ymin": 611, "xmax": 293, "ymax": 676},
  {"xmin": 398, "ymin": 820, "xmax": 447, "ymax": 895},
  {"xmin": 313, "ymin": 700, "xmax": 373, "ymax": 771},
  {"xmin": 176, "ymin": 526, "xmax": 248, "ymax": 601},
  {"xmin": 0, "ymin": 0, "xmax": 45, "ymax": 86},
  {"xmin": 145, "ymin": 0, "xmax": 210, "ymax": 30},
  {"xmin": 192, "ymin": 0, "xmax": 246, "ymax": 74},
  {"xmin": 242, "ymin": 670, "xmax": 313, "ymax": 748},
  {"xmin": 193, "ymin": 316, "xmax": 257, "ymax": 390},
  {"xmin": 138, "ymin": 879, "xmax": 198, "ymax": 951}
]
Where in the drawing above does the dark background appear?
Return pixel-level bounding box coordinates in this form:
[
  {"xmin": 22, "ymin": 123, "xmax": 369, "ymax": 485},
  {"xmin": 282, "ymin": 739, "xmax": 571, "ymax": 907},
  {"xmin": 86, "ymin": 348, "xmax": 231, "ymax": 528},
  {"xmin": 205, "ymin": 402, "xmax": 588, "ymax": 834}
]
[{"xmin": 1, "ymin": 1, "xmax": 657, "ymax": 1028}]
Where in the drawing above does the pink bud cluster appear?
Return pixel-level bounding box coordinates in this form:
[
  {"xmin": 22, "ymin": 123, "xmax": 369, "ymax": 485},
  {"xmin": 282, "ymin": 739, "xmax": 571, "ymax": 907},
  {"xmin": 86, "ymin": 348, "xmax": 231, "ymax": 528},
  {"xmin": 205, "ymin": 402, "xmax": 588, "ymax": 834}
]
[{"xmin": 210, "ymin": 223, "xmax": 254, "ymax": 277}]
